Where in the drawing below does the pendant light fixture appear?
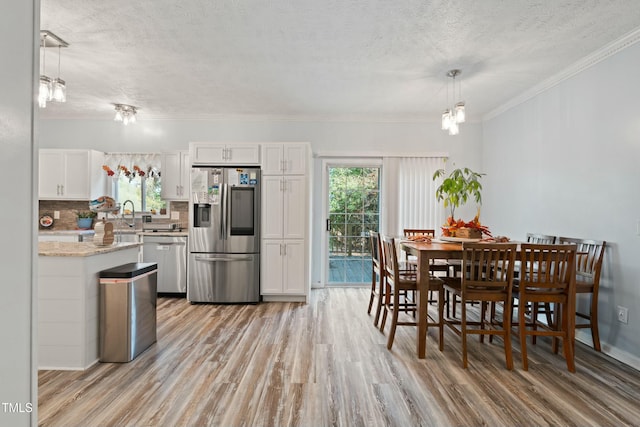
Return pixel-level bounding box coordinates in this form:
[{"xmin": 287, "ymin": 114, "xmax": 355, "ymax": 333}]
[
  {"xmin": 52, "ymin": 45, "xmax": 66, "ymax": 102},
  {"xmin": 38, "ymin": 33, "xmax": 52, "ymax": 108},
  {"xmin": 441, "ymin": 69, "xmax": 466, "ymax": 135},
  {"xmin": 39, "ymin": 31, "xmax": 69, "ymax": 108},
  {"xmin": 113, "ymin": 104, "xmax": 138, "ymax": 125}
]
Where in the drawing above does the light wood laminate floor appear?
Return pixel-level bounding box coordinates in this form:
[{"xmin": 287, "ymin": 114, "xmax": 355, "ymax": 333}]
[{"xmin": 39, "ymin": 288, "xmax": 640, "ymax": 426}]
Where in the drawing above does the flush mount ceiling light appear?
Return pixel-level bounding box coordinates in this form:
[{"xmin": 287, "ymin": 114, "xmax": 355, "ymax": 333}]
[
  {"xmin": 441, "ymin": 69, "xmax": 466, "ymax": 136},
  {"xmin": 113, "ymin": 104, "xmax": 138, "ymax": 125},
  {"xmin": 39, "ymin": 30, "xmax": 69, "ymax": 108}
]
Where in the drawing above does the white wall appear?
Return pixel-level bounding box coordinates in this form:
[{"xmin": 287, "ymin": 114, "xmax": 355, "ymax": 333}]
[
  {"xmin": 40, "ymin": 119, "xmax": 484, "ymax": 287},
  {"xmin": 0, "ymin": 1, "xmax": 38, "ymax": 426},
  {"xmin": 482, "ymin": 41, "xmax": 640, "ymax": 368}
]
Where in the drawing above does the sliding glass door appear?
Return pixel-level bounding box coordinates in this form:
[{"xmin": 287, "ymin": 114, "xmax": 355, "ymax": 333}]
[{"xmin": 326, "ymin": 165, "xmax": 380, "ymax": 285}]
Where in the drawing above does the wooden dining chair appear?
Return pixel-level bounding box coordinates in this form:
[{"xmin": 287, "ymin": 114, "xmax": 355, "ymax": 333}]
[
  {"xmin": 524, "ymin": 233, "xmax": 558, "ymax": 335},
  {"xmin": 557, "ymin": 237, "xmax": 606, "ymax": 351},
  {"xmin": 379, "ymin": 235, "xmax": 444, "ymax": 351},
  {"xmin": 442, "ymin": 242, "xmax": 517, "ymax": 369},
  {"xmin": 403, "ymin": 228, "xmax": 449, "ymax": 308},
  {"xmin": 514, "ymin": 243, "xmax": 577, "ymax": 372},
  {"xmin": 403, "ymin": 229, "xmax": 450, "ymax": 276},
  {"xmin": 367, "ymin": 231, "xmax": 385, "ymax": 327}
]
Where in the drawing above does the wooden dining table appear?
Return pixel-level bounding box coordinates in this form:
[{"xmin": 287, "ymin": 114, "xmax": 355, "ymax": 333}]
[
  {"xmin": 401, "ymin": 240, "xmax": 464, "ymax": 358},
  {"xmin": 400, "ymin": 239, "xmax": 578, "ymax": 360}
]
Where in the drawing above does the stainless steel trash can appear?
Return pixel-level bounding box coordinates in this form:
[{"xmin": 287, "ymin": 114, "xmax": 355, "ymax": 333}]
[{"xmin": 99, "ymin": 262, "xmax": 158, "ymax": 362}]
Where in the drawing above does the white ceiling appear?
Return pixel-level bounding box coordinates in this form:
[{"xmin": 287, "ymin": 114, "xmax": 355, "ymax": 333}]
[{"xmin": 39, "ymin": 0, "xmax": 640, "ymax": 122}]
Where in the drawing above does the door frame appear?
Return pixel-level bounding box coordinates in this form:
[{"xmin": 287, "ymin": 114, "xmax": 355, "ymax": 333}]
[{"xmin": 320, "ymin": 158, "xmax": 383, "ymax": 286}]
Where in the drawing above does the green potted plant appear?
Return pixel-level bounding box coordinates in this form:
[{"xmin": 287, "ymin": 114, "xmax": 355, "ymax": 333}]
[
  {"xmin": 432, "ymin": 166, "xmax": 487, "ymax": 237},
  {"xmin": 76, "ymin": 210, "xmax": 97, "ymax": 229}
]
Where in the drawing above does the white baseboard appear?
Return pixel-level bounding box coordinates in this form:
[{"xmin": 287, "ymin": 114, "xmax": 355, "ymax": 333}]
[
  {"xmin": 576, "ymin": 330, "xmax": 640, "ymax": 371},
  {"xmin": 262, "ymin": 295, "xmax": 307, "ymax": 303}
]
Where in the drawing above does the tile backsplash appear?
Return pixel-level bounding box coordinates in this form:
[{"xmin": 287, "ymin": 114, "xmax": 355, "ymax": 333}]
[{"xmin": 38, "ymin": 200, "xmax": 189, "ymax": 231}]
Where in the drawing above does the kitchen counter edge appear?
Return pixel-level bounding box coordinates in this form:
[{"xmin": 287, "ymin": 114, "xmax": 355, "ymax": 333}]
[{"xmin": 38, "ymin": 242, "xmax": 142, "ymax": 257}]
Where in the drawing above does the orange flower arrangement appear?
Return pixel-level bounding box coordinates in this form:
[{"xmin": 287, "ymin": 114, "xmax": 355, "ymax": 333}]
[{"xmin": 441, "ymin": 210, "xmax": 492, "ymax": 237}]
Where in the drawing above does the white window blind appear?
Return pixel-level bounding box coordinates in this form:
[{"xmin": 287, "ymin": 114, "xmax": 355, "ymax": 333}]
[{"xmin": 382, "ymin": 156, "xmax": 446, "ymax": 236}]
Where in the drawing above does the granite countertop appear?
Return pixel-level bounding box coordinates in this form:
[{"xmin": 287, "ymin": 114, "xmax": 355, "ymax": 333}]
[
  {"xmin": 38, "ymin": 241, "xmax": 142, "ymax": 257},
  {"xmin": 39, "ymin": 229, "xmax": 188, "ymax": 238}
]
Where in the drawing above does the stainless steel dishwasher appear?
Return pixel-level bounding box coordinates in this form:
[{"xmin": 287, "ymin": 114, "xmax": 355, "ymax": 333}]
[{"xmin": 142, "ymin": 235, "xmax": 187, "ymax": 293}]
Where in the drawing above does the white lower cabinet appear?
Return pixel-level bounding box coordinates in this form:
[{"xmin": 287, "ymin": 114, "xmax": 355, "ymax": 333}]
[{"xmin": 261, "ymin": 240, "xmax": 305, "ymax": 295}]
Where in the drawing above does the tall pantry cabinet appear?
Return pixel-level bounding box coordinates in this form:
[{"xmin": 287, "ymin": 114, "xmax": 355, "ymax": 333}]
[{"xmin": 260, "ymin": 143, "xmax": 311, "ymax": 301}]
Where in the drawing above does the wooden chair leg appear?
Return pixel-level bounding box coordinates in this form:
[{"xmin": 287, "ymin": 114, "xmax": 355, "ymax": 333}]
[
  {"xmin": 532, "ymin": 302, "xmax": 538, "ymax": 345},
  {"xmin": 461, "ymin": 299, "xmax": 468, "ymax": 369},
  {"xmin": 452, "ymin": 294, "xmax": 458, "ymax": 318},
  {"xmin": 544, "ymin": 302, "xmax": 554, "ymax": 328},
  {"xmin": 387, "ymin": 291, "xmax": 400, "ymax": 349},
  {"xmin": 480, "ymin": 301, "xmax": 487, "ymax": 344},
  {"xmin": 590, "ymin": 293, "xmax": 601, "ymax": 351},
  {"xmin": 552, "ymin": 305, "xmax": 561, "ymax": 354},
  {"xmin": 503, "ymin": 299, "xmax": 514, "ymax": 370},
  {"xmin": 520, "ymin": 300, "xmax": 529, "ymax": 371},
  {"xmin": 373, "ymin": 279, "xmax": 384, "ymax": 327},
  {"xmin": 367, "ymin": 274, "xmax": 376, "ymax": 315},
  {"xmin": 561, "ymin": 303, "xmax": 576, "ymax": 373},
  {"xmin": 379, "ymin": 284, "xmax": 390, "ymax": 333},
  {"xmin": 438, "ymin": 287, "xmax": 444, "ymax": 351}
]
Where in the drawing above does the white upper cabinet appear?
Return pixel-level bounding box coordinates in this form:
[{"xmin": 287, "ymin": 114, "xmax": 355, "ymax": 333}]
[
  {"xmin": 190, "ymin": 142, "xmax": 260, "ymax": 165},
  {"xmin": 39, "ymin": 149, "xmax": 106, "ymax": 200},
  {"xmin": 161, "ymin": 151, "xmax": 190, "ymax": 200},
  {"xmin": 261, "ymin": 143, "xmax": 307, "ymax": 175}
]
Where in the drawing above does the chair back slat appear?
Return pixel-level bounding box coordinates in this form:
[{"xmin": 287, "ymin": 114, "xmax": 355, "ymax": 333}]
[
  {"xmin": 519, "ymin": 243, "xmax": 577, "ymax": 296},
  {"xmin": 381, "ymin": 235, "xmax": 399, "ymax": 286},
  {"xmin": 369, "ymin": 231, "xmax": 382, "ymax": 272},
  {"xmin": 558, "ymin": 237, "xmax": 606, "ymax": 280},
  {"xmin": 404, "ymin": 229, "xmax": 436, "ymax": 238},
  {"xmin": 526, "ymin": 233, "xmax": 557, "ymax": 244},
  {"xmin": 461, "ymin": 242, "xmax": 517, "ymax": 294}
]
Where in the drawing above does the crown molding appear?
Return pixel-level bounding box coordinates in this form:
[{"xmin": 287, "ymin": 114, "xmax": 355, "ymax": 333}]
[{"xmin": 483, "ymin": 26, "xmax": 640, "ymax": 121}]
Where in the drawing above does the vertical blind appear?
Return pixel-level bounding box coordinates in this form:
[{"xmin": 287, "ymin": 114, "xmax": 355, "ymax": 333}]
[{"xmin": 382, "ymin": 156, "xmax": 446, "ymax": 236}]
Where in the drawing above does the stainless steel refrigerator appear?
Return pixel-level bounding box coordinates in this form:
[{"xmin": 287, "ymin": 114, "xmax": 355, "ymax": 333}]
[{"xmin": 187, "ymin": 167, "xmax": 261, "ymax": 303}]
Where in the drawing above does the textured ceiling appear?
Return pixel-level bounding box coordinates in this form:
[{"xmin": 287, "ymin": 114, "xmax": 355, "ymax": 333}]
[{"xmin": 39, "ymin": 0, "xmax": 640, "ymax": 122}]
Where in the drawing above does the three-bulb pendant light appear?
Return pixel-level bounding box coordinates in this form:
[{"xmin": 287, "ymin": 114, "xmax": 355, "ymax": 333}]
[
  {"xmin": 441, "ymin": 69, "xmax": 465, "ymax": 135},
  {"xmin": 113, "ymin": 104, "xmax": 138, "ymax": 125}
]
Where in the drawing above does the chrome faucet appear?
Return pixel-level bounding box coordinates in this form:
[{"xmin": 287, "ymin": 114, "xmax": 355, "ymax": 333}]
[{"xmin": 122, "ymin": 199, "xmax": 136, "ymax": 228}]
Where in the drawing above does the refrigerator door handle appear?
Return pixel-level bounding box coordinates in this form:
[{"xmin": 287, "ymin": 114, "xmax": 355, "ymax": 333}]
[
  {"xmin": 194, "ymin": 256, "xmax": 253, "ymax": 262},
  {"xmin": 220, "ymin": 183, "xmax": 227, "ymax": 240}
]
